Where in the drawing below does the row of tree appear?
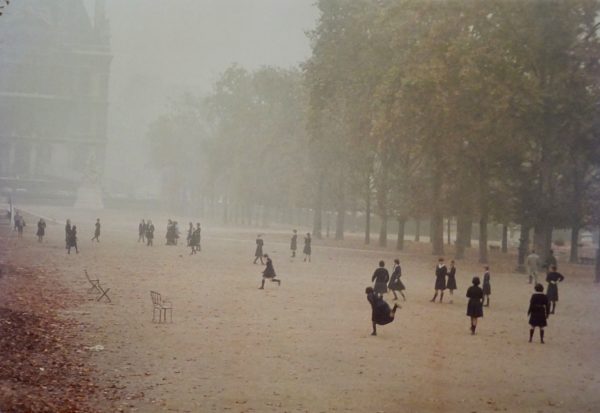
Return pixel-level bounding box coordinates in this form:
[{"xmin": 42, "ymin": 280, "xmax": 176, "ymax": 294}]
[{"xmin": 149, "ymin": 0, "xmax": 600, "ymax": 268}]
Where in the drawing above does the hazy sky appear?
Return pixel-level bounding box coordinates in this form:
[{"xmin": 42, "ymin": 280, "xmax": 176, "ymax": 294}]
[{"xmin": 99, "ymin": 0, "xmax": 319, "ymax": 190}]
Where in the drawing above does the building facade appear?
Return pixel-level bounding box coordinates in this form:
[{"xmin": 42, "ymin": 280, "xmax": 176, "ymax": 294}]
[{"xmin": 0, "ymin": 0, "xmax": 111, "ymax": 199}]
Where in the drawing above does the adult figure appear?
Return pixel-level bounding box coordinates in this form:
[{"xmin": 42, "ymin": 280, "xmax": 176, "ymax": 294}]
[
  {"xmin": 528, "ymin": 283, "xmax": 550, "ymax": 343},
  {"xmin": 138, "ymin": 219, "xmax": 146, "ymax": 243},
  {"xmin": 526, "ymin": 250, "xmax": 541, "ymax": 284},
  {"xmin": 65, "ymin": 219, "xmax": 72, "ymax": 249},
  {"xmin": 67, "ymin": 225, "xmax": 78, "ymax": 254},
  {"xmin": 303, "ymin": 233, "xmax": 312, "ymax": 262},
  {"xmin": 290, "ymin": 229, "xmax": 298, "ymax": 258},
  {"xmin": 146, "ymin": 220, "xmax": 155, "ymax": 246},
  {"xmin": 91, "ymin": 218, "xmax": 101, "ymax": 242},
  {"xmin": 253, "ymin": 235, "xmax": 264, "ymax": 264},
  {"xmin": 36, "ymin": 218, "xmax": 46, "ymax": 242}
]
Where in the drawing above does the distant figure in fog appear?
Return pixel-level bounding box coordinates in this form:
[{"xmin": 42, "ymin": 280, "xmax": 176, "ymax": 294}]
[
  {"xmin": 372, "ymin": 260, "xmax": 389, "ymax": 295},
  {"xmin": 67, "ymin": 225, "xmax": 78, "ymax": 254},
  {"xmin": 546, "ymin": 265, "xmax": 564, "ymax": 315},
  {"xmin": 303, "ymin": 233, "xmax": 312, "ymax": 262},
  {"xmin": 146, "ymin": 220, "xmax": 155, "ymax": 246},
  {"xmin": 482, "ymin": 266, "xmax": 491, "ymax": 307},
  {"xmin": 166, "ymin": 220, "xmax": 179, "ymax": 245},
  {"xmin": 388, "ymin": 258, "xmax": 406, "ymax": 301},
  {"xmin": 138, "ymin": 219, "xmax": 146, "ymax": 243},
  {"xmin": 190, "ymin": 223, "xmax": 201, "ymax": 255},
  {"xmin": 290, "ymin": 229, "xmax": 298, "ymax": 258},
  {"xmin": 36, "ymin": 218, "xmax": 46, "ymax": 242},
  {"xmin": 365, "ymin": 286, "xmax": 400, "ymax": 336},
  {"xmin": 526, "ymin": 250, "xmax": 540, "ymax": 284},
  {"xmin": 528, "ymin": 283, "xmax": 550, "ymax": 343},
  {"xmin": 15, "ymin": 214, "xmax": 26, "ymax": 238},
  {"xmin": 65, "ymin": 219, "xmax": 72, "ymax": 249},
  {"xmin": 259, "ymin": 254, "xmax": 281, "ymax": 289},
  {"xmin": 543, "ymin": 249, "xmax": 558, "ymax": 271},
  {"xmin": 253, "ymin": 234, "xmax": 264, "ymax": 264},
  {"xmin": 466, "ymin": 277, "xmax": 484, "ymax": 335},
  {"xmin": 187, "ymin": 222, "xmax": 193, "ymax": 247},
  {"xmin": 91, "ymin": 218, "xmax": 101, "ymax": 242}
]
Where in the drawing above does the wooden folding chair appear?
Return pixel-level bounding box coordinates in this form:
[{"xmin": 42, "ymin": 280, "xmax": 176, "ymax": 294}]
[
  {"xmin": 150, "ymin": 291, "xmax": 172, "ymax": 323},
  {"xmin": 84, "ymin": 270, "xmax": 111, "ymax": 303}
]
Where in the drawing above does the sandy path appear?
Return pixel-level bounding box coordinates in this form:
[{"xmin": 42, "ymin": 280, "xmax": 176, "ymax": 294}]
[{"xmin": 4, "ymin": 206, "xmax": 600, "ymax": 412}]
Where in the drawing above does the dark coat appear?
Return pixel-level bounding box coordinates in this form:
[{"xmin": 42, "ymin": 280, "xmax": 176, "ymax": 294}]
[
  {"xmin": 435, "ymin": 264, "xmax": 447, "ymax": 290},
  {"xmin": 263, "ymin": 258, "xmax": 276, "ymax": 278},
  {"xmin": 546, "ymin": 271, "xmax": 564, "ymax": 302},
  {"xmin": 388, "ymin": 265, "xmax": 405, "ymax": 291},
  {"xmin": 482, "ymin": 271, "xmax": 491, "ymax": 295},
  {"xmin": 290, "ymin": 234, "xmax": 297, "ymax": 250},
  {"xmin": 367, "ymin": 291, "xmax": 394, "ymax": 325},
  {"xmin": 372, "ymin": 267, "xmax": 390, "ymax": 294},
  {"xmin": 303, "ymin": 236, "xmax": 311, "ymax": 255},
  {"xmin": 466, "ymin": 285, "xmax": 483, "ymax": 318},
  {"xmin": 255, "ymin": 239, "xmax": 264, "ymax": 257},
  {"xmin": 446, "ymin": 266, "xmax": 457, "ymax": 290},
  {"xmin": 528, "ymin": 293, "xmax": 550, "ymax": 327}
]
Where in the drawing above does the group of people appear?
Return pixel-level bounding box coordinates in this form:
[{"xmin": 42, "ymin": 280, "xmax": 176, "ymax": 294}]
[
  {"xmin": 138, "ymin": 219, "xmax": 156, "ymax": 246},
  {"xmin": 186, "ymin": 222, "xmax": 202, "ymax": 254},
  {"xmin": 64, "ymin": 219, "xmax": 78, "ymax": 254},
  {"xmin": 290, "ymin": 230, "xmax": 312, "ymax": 262},
  {"xmin": 368, "ymin": 252, "xmax": 565, "ymax": 342},
  {"xmin": 165, "ymin": 220, "xmax": 180, "ymax": 245}
]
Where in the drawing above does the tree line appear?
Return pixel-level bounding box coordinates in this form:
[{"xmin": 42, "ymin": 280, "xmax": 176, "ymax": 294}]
[{"xmin": 149, "ymin": 0, "xmax": 600, "ymax": 268}]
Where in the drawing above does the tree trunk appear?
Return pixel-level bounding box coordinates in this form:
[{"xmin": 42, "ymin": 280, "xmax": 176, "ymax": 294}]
[
  {"xmin": 431, "ymin": 157, "xmax": 444, "ymax": 255},
  {"xmin": 312, "ymin": 174, "xmax": 324, "ymax": 239},
  {"xmin": 533, "ymin": 224, "xmax": 553, "ymax": 266},
  {"xmin": 455, "ymin": 215, "xmax": 471, "ymax": 260},
  {"xmin": 415, "ymin": 219, "xmax": 420, "ymax": 242},
  {"xmin": 379, "ymin": 215, "xmax": 388, "ymax": 247},
  {"xmin": 447, "ymin": 218, "xmax": 451, "ymax": 245},
  {"xmin": 517, "ymin": 224, "xmax": 530, "ymax": 272},
  {"xmin": 335, "ymin": 208, "xmax": 344, "ymax": 240},
  {"xmin": 501, "ymin": 224, "xmax": 508, "ymax": 253},
  {"xmin": 396, "ymin": 218, "xmax": 406, "ymax": 250},
  {"xmin": 431, "ymin": 214, "xmax": 444, "ymax": 255},
  {"xmin": 595, "ymin": 246, "xmax": 600, "ymax": 283},
  {"xmin": 569, "ymin": 225, "xmax": 580, "ymax": 264},
  {"xmin": 479, "ymin": 214, "xmax": 488, "ymax": 263}
]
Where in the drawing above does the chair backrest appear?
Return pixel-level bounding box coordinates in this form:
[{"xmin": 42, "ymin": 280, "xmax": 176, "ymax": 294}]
[{"xmin": 150, "ymin": 291, "xmax": 162, "ymax": 307}]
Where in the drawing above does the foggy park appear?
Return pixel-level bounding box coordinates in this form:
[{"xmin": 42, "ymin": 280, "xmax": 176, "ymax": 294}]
[{"xmin": 1, "ymin": 0, "xmax": 600, "ymax": 412}]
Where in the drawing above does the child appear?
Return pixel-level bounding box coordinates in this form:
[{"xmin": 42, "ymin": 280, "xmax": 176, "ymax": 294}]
[
  {"xmin": 446, "ymin": 260, "xmax": 458, "ymax": 303},
  {"xmin": 365, "ymin": 287, "xmax": 400, "ymax": 336},
  {"xmin": 466, "ymin": 277, "xmax": 484, "ymax": 335},
  {"xmin": 259, "ymin": 254, "xmax": 281, "ymax": 289},
  {"xmin": 431, "ymin": 258, "xmax": 447, "ymax": 303},
  {"xmin": 372, "ymin": 260, "xmax": 389, "ymax": 295},
  {"xmin": 36, "ymin": 218, "xmax": 46, "ymax": 242},
  {"xmin": 482, "ymin": 266, "xmax": 491, "ymax": 307},
  {"xmin": 387, "ymin": 258, "xmax": 406, "ymax": 301},
  {"xmin": 546, "ymin": 265, "xmax": 565, "ymax": 314},
  {"xmin": 91, "ymin": 218, "xmax": 101, "ymax": 242},
  {"xmin": 68, "ymin": 225, "xmax": 79, "ymax": 254},
  {"xmin": 528, "ymin": 283, "xmax": 550, "ymax": 343}
]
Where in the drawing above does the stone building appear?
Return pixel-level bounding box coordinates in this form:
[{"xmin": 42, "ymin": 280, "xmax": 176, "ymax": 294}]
[{"xmin": 0, "ymin": 0, "xmax": 111, "ymax": 199}]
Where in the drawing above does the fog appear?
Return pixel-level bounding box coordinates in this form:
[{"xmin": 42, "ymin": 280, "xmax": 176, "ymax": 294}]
[{"xmin": 102, "ymin": 0, "xmax": 317, "ymax": 194}]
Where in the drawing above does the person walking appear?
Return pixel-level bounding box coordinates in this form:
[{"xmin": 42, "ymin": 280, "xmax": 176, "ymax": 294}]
[
  {"xmin": 253, "ymin": 235, "xmax": 264, "ymax": 264},
  {"xmin": 303, "ymin": 233, "xmax": 312, "ymax": 262},
  {"xmin": 36, "ymin": 218, "xmax": 46, "ymax": 242},
  {"xmin": 138, "ymin": 219, "xmax": 146, "ymax": 243},
  {"xmin": 528, "ymin": 283, "xmax": 550, "ymax": 343},
  {"xmin": 67, "ymin": 225, "xmax": 79, "ymax": 254},
  {"xmin": 91, "ymin": 218, "xmax": 101, "ymax": 242},
  {"xmin": 546, "ymin": 265, "xmax": 565, "ymax": 314},
  {"xmin": 146, "ymin": 220, "xmax": 155, "ymax": 246},
  {"xmin": 290, "ymin": 229, "xmax": 298, "ymax": 258},
  {"xmin": 482, "ymin": 266, "xmax": 491, "ymax": 307},
  {"xmin": 466, "ymin": 277, "xmax": 484, "ymax": 335}
]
